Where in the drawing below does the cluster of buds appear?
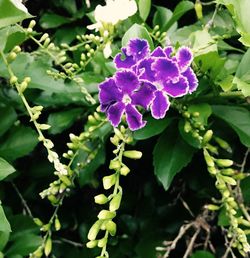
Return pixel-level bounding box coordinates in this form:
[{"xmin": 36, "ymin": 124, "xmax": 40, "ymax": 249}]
[
  {"xmin": 151, "ymin": 25, "xmax": 167, "ymax": 45},
  {"xmin": 203, "ymin": 131, "xmax": 250, "ymax": 255},
  {"xmin": 86, "ymin": 126, "xmax": 142, "ymax": 257}
]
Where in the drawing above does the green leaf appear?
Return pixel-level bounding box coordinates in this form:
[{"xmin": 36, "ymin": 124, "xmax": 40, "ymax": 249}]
[
  {"xmin": 218, "ymin": 206, "xmax": 230, "ymax": 226},
  {"xmin": 233, "ymin": 48, "xmax": 250, "ymax": 97},
  {"xmin": 0, "ymin": 205, "xmax": 11, "ymax": 232},
  {"xmin": 153, "ymin": 124, "xmax": 195, "ymax": 190},
  {"xmin": 0, "ymin": 125, "xmax": 39, "ymax": 161},
  {"xmin": 138, "ymin": 0, "xmax": 151, "ymax": 21},
  {"xmin": 217, "ymin": 0, "xmax": 250, "ymax": 47},
  {"xmin": 188, "ymin": 103, "xmax": 212, "ymax": 126},
  {"xmin": 0, "ymin": 106, "xmax": 17, "ymax": 137},
  {"xmin": 48, "ymin": 108, "xmax": 83, "ymax": 134},
  {"xmin": 241, "ymin": 177, "xmax": 250, "ymax": 204},
  {"xmin": 191, "ymin": 250, "xmax": 215, "ymax": 258},
  {"xmin": 212, "ymin": 105, "xmax": 250, "ymax": 147},
  {"xmin": 133, "ymin": 116, "xmax": 173, "ymax": 140},
  {"xmin": 122, "ymin": 24, "xmax": 154, "ymax": 50},
  {"xmin": 0, "ymin": 0, "xmax": 32, "ymax": 28},
  {"xmin": 40, "ymin": 13, "xmax": 72, "ymax": 29},
  {"xmin": 0, "ymin": 231, "xmax": 10, "ymax": 251},
  {"xmin": 0, "ymin": 157, "xmax": 15, "ymax": 181},
  {"xmin": 162, "ymin": 1, "xmax": 194, "ymax": 32}
]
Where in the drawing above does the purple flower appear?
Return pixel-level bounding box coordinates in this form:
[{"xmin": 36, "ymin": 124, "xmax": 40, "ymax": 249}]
[
  {"xmin": 99, "ymin": 70, "xmax": 155, "ymax": 131},
  {"xmin": 99, "ymin": 38, "xmax": 198, "ymax": 130}
]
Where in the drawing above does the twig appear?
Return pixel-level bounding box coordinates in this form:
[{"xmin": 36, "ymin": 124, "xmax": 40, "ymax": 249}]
[
  {"xmin": 180, "ymin": 197, "xmax": 195, "ymax": 218},
  {"xmin": 222, "ymin": 231, "xmax": 237, "ymax": 258},
  {"xmin": 183, "ymin": 228, "xmax": 201, "ymax": 258},
  {"xmin": 11, "ymin": 182, "xmax": 33, "ymax": 218},
  {"xmin": 53, "ymin": 237, "xmax": 84, "ymax": 248}
]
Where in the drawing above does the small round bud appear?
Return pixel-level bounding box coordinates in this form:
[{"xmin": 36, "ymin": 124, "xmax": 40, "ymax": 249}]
[
  {"xmin": 86, "ymin": 240, "xmax": 98, "ymax": 248},
  {"xmin": 97, "ymin": 210, "xmax": 116, "ymax": 220},
  {"xmin": 109, "ymin": 192, "xmax": 122, "ymax": 212},
  {"xmin": 10, "ymin": 75, "xmax": 18, "ymax": 84},
  {"xmin": 94, "ymin": 194, "xmax": 108, "ymax": 205},
  {"xmin": 44, "ymin": 237, "xmax": 52, "ymax": 256},
  {"xmin": 123, "ymin": 150, "xmax": 142, "ymax": 160},
  {"xmin": 28, "ymin": 20, "xmax": 36, "ymax": 29},
  {"xmin": 103, "ymin": 174, "xmax": 116, "ymax": 190}
]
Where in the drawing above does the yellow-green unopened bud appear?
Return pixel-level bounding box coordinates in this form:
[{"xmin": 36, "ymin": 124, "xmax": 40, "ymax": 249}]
[
  {"xmin": 206, "ymin": 204, "xmax": 220, "ymax": 211},
  {"xmin": 114, "ymin": 128, "xmax": 124, "ymax": 140},
  {"xmin": 109, "ymin": 192, "xmax": 122, "ymax": 212},
  {"xmin": 195, "ymin": 1, "xmax": 203, "ymax": 20},
  {"xmin": 202, "ymin": 130, "xmax": 213, "ymax": 145},
  {"xmin": 110, "ymin": 135, "xmax": 120, "ymax": 146},
  {"xmin": 87, "ymin": 221, "xmax": 101, "ymax": 240},
  {"xmin": 59, "ymin": 175, "xmax": 71, "ymax": 187},
  {"xmin": 109, "ymin": 159, "xmax": 121, "ymax": 170},
  {"xmin": 86, "ymin": 240, "xmax": 98, "ymax": 248},
  {"xmin": 13, "ymin": 46, "xmax": 21, "ymax": 53},
  {"xmin": 41, "ymin": 223, "xmax": 50, "ymax": 232},
  {"xmin": 123, "ymin": 150, "xmax": 142, "ymax": 159},
  {"xmin": 207, "ymin": 166, "xmax": 217, "ymax": 175},
  {"xmin": 48, "ymin": 195, "xmax": 58, "ymax": 204},
  {"xmin": 183, "ymin": 111, "xmax": 190, "ymax": 119},
  {"xmin": 98, "ymin": 237, "xmax": 108, "ymax": 248},
  {"xmin": 97, "ymin": 210, "xmax": 116, "ymax": 220},
  {"xmin": 31, "ymin": 246, "xmax": 43, "ymax": 258},
  {"xmin": 10, "ymin": 75, "xmax": 18, "ymax": 84},
  {"xmin": 221, "ymin": 175, "xmax": 237, "ymax": 186},
  {"xmin": 106, "ymin": 220, "xmax": 117, "ymax": 236},
  {"xmin": 94, "ymin": 194, "xmax": 108, "ymax": 205},
  {"xmin": 103, "ymin": 174, "xmax": 116, "ymax": 190},
  {"xmin": 55, "ymin": 216, "xmax": 61, "ymax": 231},
  {"xmin": 44, "ymin": 237, "xmax": 52, "ymax": 257},
  {"xmin": 120, "ymin": 165, "xmax": 130, "ymax": 176},
  {"xmin": 184, "ymin": 121, "xmax": 192, "ymax": 133},
  {"xmin": 214, "ymin": 136, "xmax": 232, "ymax": 153},
  {"xmin": 203, "ymin": 149, "xmax": 214, "ymax": 167},
  {"xmin": 29, "ymin": 20, "xmax": 36, "ymax": 29},
  {"xmin": 221, "ymin": 168, "xmax": 235, "ymax": 176},
  {"xmin": 215, "ymin": 159, "xmax": 233, "ymax": 167},
  {"xmin": 39, "ymin": 124, "xmax": 51, "ymax": 130},
  {"xmin": 40, "ymin": 33, "xmax": 49, "ymax": 42},
  {"xmin": 7, "ymin": 52, "xmax": 17, "ymax": 62},
  {"xmin": 33, "ymin": 218, "xmax": 43, "ymax": 227}
]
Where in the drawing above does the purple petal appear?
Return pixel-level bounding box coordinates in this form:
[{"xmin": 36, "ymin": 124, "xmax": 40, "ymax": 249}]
[
  {"xmin": 176, "ymin": 47, "xmax": 193, "ymax": 72},
  {"xmin": 127, "ymin": 38, "xmax": 150, "ymax": 61},
  {"xmin": 115, "ymin": 70, "xmax": 140, "ymax": 95},
  {"xmin": 114, "ymin": 47, "xmax": 136, "ymax": 69},
  {"xmin": 125, "ymin": 104, "xmax": 146, "ymax": 131},
  {"xmin": 151, "ymin": 47, "xmax": 165, "ymax": 57},
  {"xmin": 131, "ymin": 81, "xmax": 156, "ymax": 109},
  {"xmin": 137, "ymin": 57, "xmax": 156, "ymax": 82},
  {"xmin": 163, "ymin": 76, "xmax": 189, "ymax": 97},
  {"xmin": 182, "ymin": 67, "xmax": 198, "ymax": 93},
  {"xmin": 107, "ymin": 102, "xmax": 125, "ymax": 127},
  {"xmin": 99, "ymin": 78, "xmax": 122, "ymax": 112},
  {"xmin": 151, "ymin": 91, "xmax": 170, "ymax": 119},
  {"xmin": 152, "ymin": 57, "xmax": 179, "ymax": 82},
  {"xmin": 164, "ymin": 46, "xmax": 174, "ymax": 58}
]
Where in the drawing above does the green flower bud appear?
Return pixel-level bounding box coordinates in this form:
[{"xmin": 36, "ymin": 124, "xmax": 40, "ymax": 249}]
[
  {"xmin": 44, "ymin": 237, "xmax": 52, "ymax": 257},
  {"xmin": 94, "ymin": 194, "xmax": 108, "ymax": 205},
  {"xmin": 31, "ymin": 246, "xmax": 43, "ymax": 258},
  {"xmin": 110, "ymin": 135, "xmax": 120, "ymax": 146},
  {"xmin": 153, "ymin": 25, "xmax": 160, "ymax": 31},
  {"xmin": 28, "ymin": 20, "xmax": 36, "ymax": 29},
  {"xmin": 10, "ymin": 75, "xmax": 18, "ymax": 84},
  {"xmin": 97, "ymin": 237, "xmax": 108, "ymax": 248},
  {"xmin": 54, "ymin": 216, "xmax": 61, "ymax": 231},
  {"xmin": 221, "ymin": 168, "xmax": 235, "ymax": 176},
  {"xmin": 120, "ymin": 165, "xmax": 130, "ymax": 176},
  {"xmin": 206, "ymin": 204, "xmax": 220, "ymax": 211},
  {"xmin": 103, "ymin": 174, "xmax": 116, "ymax": 190},
  {"xmin": 222, "ymin": 189, "xmax": 230, "ymax": 198},
  {"xmin": 208, "ymin": 166, "xmax": 217, "ymax": 175},
  {"xmin": 114, "ymin": 128, "xmax": 124, "ymax": 140},
  {"xmin": 33, "ymin": 218, "xmax": 43, "ymax": 227},
  {"xmin": 88, "ymin": 115, "xmax": 96, "ymax": 124},
  {"xmin": 215, "ymin": 180, "xmax": 226, "ymax": 190},
  {"xmin": 214, "ymin": 136, "xmax": 232, "ymax": 153},
  {"xmin": 13, "ymin": 46, "xmax": 21, "ymax": 53},
  {"xmin": 48, "ymin": 195, "xmax": 59, "ymax": 205},
  {"xmin": 41, "ymin": 223, "xmax": 50, "ymax": 232},
  {"xmin": 7, "ymin": 52, "xmax": 17, "ymax": 62},
  {"xmin": 183, "ymin": 111, "xmax": 190, "ymax": 119},
  {"xmin": 109, "ymin": 159, "xmax": 121, "ymax": 170},
  {"xmin": 59, "ymin": 175, "xmax": 71, "ymax": 187},
  {"xmin": 202, "ymin": 130, "xmax": 213, "ymax": 145},
  {"xmin": 203, "ymin": 149, "xmax": 214, "ymax": 167},
  {"xmin": 40, "ymin": 33, "xmax": 49, "ymax": 42},
  {"xmin": 215, "ymin": 159, "xmax": 233, "ymax": 167},
  {"xmin": 106, "ymin": 220, "xmax": 116, "ymax": 236},
  {"xmin": 97, "ymin": 210, "xmax": 116, "ymax": 220},
  {"xmin": 194, "ymin": 1, "xmax": 203, "ymax": 19},
  {"xmin": 233, "ymin": 173, "xmax": 247, "ymax": 180},
  {"xmin": 184, "ymin": 121, "xmax": 192, "ymax": 133},
  {"xmin": 87, "ymin": 221, "xmax": 102, "ymax": 240},
  {"xmin": 123, "ymin": 150, "xmax": 142, "ymax": 159},
  {"xmin": 109, "ymin": 192, "xmax": 122, "ymax": 212},
  {"xmin": 238, "ymin": 218, "xmax": 250, "ymax": 227},
  {"xmin": 38, "ymin": 124, "xmax": 51, "ymax": 130},
  {"xmin": 192, "ymin": 111, "xmax": 200, "ymax": 117},
  {"xmin": 86, "ymin": 240, "xmax": 98, "ymax": 248}
]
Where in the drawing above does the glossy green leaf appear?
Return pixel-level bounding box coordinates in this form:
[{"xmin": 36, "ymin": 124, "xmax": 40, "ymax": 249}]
[
  {"xmin": 212, "ymin": 105, "xmax": 250, "ymax": 147},
  {"xmin": 0, "ymin": 205, "xmax": 11, "ymax": 232},
  {"xmin": 0, "ymin": 0, "xmax": 32, "ymax": 28},
  {"xmin": 40, "ymin": 13, "xmax": 71, "ymax": 29},
  {"xmin": 0, "ymin": 157, "xmax": 16, "ymax": 181},
  {"xmin": 48, "ymin": 108, "xmax": 83, "ymax": 134},
  {"xmin": 153, "ymin": 125, "xmax": 195, "ymax": 190},
  {"xmin": 191, "ymin": 250, "xmax": 215, "ymax": 258},
  {"xmin": 0, "ymin": 106, "xmax": 17, "ymax": 137},
  {"xmin": 138, "ymin": 0, "xmax": 151, "ymax": 21},
  {"xmin": 162, "ymin": 1, "xmax": 194, "ymax": 32},
  {"xmin": 133, "ymin": 116, "xmax": 173, "ymax": 140},
  {"xmin": 122, "ymin": 23, "xmax": 154, "ymax": 50},
  {"xmin": 0, "ymin": 125, "xmax": 38, "ymax": 161}
]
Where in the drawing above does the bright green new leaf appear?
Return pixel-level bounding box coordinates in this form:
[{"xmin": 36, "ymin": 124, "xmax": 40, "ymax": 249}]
[
  {"xmin": 122, "ymin": 24, "xmax": 154, "ymax": 50},
  {"xmin": 153, "ymin": 125, "xmax": 195, "ymax": 190},
  {"xmin": 138, "ymin": 0, "xmax": 151, "ymax": 21},
  {"xmin": 0, "ymin": 157, "xmax": 16, "ymax": 181},
  {"xmin": 0, "ymin": 0, "xmax": 32, "ymax": 28},
  {"xmin": 0, "ymin": 205, "xmax": 11, "ymax": 232},
  {"xmin": 212, "ymin": 105, "xmax": 250, "ymax": 147}
]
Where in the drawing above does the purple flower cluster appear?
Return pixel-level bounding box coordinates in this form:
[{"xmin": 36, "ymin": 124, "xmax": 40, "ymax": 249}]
[{"xmin": 99, "ymin": 38, "xmax": 198, "ymax": 131}]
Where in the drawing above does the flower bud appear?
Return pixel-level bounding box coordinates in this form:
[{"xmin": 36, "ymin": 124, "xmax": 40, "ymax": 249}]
[
  {"xmin": 110, "ymin": 135, "xmax": 120, "ymax": 146},
  {"xmin": 97, "ymin": 237, "xmax": 108, "ymax": 248},
  {"xmin": 7, "ymin": 52, "xmax": 17, "ymax": 62},
  {"xmin": 114, "ymin": 128, "xmax": 124, "ymax": 140},
  {"xmin": 221, "ymin": 168, "xmax": 235, "ymax": 176},
  {"xmin": 33, "ymin": 218, "xmax": 43, "ymax": 227},
  {"xmin": 94, "ymin": 194, "xmax": 108, "ymax": 205},
  {"xmin": 206, "ymin": 204, "xmax": 220, "ymax": 211},
  {"xmin": 31, "ymin": 246, "xmax": 43, "ymax": 258},
  {"xmin": 120, "ymin": 165, "xmax": 130, "ymax": 176},
  {"xmin": 97, "ymin": 210, "xmax": 116, "ymax": 220},
  {"xmin": 183, "ymin": 111, "xmax": 190, "ymax": 119},
  {"xmin": 44, "ymin": 237, "xmax": 52, "ymax": 256},
  {"xmin": 54, "ymin": 216, "xmax": 61, "ymax": 231},
  {"xmin": 39, "ymin": 124, "xmax": 51, "ymax": 130},
  {"xmin": 184, "ymin": 121, "xmax": 192, "ymax": 133},
  {"xmin": 40, "ymin": 33, "xmax": 49, "ymax": 42},
  {"xmin": 105, "ymin": 220, "xmax": 116, "ymax": 236},
  {"xmin": 13, "ymin": 46, "xmax": 21, "ymax": 53},
  {"xmin": 103, "ymin": 174, "xmax": 116, "ymax": 190},
  {"xmin": 28, "ymin": 20, "xmax": 36, "ymax": 29},
  {"xmin": 87, "ymin": 221, "xmax": 101, "ymax": 240},
  {"xmin": 123, "ymin": 150, "xmax": 142, "ymax": 159},
  {"xmin": 86, "ymin": 240, "xmax": 98, "ymax": 248},
  {"xmin": 109, "ymin": 192, "xmax": 122, "ymax": 212},
  {"xmin": 59, "ymin": 175, "xmax": 71, "ymax": 187},
  {"xmin": 221, "ymin": 175, "xmax": 237, "ymax": 186},
  {"xmin": 10, "ymin": 75, "xmax": 18, "ymax": 84},
  {"xmin": 203, "ymin": 149, "xmax": 214, "ymax": 167},
  {"xmin": 194, "ymin": 1, "xmax": 203, "ymax": 20},
  {"xmin": 109, "ymin": 159, "xmax": 121, "ymax": 170},
  {"xmin": 202, "ymin": 130, "xmax": 213, "ymax": 145},
  {"xmin": 214, "ymin": 136, "xmax": 232, "ymax": 153},
  {"xmin": 215, "ymin": 159, "xmax": 233, "ymax": 167},
  {"xmin": 207, "ymin": 166, "xmax": 217, "ymax": 175}
]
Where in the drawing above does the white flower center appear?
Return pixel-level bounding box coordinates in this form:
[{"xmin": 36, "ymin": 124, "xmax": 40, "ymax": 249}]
[
  {"xmin": 122, "ymin": 94, "xmax": 132, "ymax": 104},
  {"xmin": 155, "ymin": 82, "xmax": 163, "ymax": 91}
]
